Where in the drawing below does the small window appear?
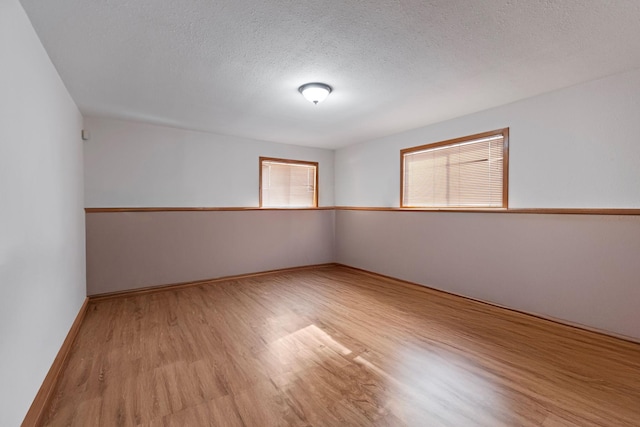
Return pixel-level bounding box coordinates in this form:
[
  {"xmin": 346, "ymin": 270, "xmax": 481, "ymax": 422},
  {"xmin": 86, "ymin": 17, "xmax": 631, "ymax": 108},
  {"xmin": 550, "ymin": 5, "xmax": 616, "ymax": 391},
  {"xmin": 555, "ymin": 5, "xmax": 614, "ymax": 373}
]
[
  {"xmin": 260, "ymin": 157, "xmax": 318, "ymax": 208},
  {"xmin": 401, "ymin": 128, "xmax": 509, "ymax": 208}
]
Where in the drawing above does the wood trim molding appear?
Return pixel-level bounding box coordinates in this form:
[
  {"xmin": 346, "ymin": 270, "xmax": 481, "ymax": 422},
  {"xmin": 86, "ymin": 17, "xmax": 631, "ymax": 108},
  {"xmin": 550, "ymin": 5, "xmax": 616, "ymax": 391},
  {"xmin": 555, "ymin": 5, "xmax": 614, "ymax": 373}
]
[
  {"xmin": 89, "ymin": 263, "xmax": 338, "ymax": 301},
  {"xmin": 85, "ymin": 207, "xmax": 335, "ymax": 213},
  {"xmin": 85, "ymin": 206, "xmax": 640, "ymax": 215},
  {"xmin": 334, "ymin": 206, "xmax": 640, "ymax": 216},
  {"xmin": 335, "ymin": 264, "xmax": 640, "ymax": 345},
  {"xmin": 22, "ymin": 298, "xmax": 90, "ymax": 427}
]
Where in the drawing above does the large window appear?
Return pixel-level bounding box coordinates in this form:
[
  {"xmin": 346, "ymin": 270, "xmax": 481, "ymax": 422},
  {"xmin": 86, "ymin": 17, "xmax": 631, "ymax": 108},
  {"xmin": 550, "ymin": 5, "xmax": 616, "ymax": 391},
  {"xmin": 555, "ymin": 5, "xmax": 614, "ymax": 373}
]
[
  {"xmin": 260, "ymin": 157, "xmax": 318, "ymax": 208},
  {"xmin": 401, "ymin": 128, "xmax": 509, "ymax": 208}
]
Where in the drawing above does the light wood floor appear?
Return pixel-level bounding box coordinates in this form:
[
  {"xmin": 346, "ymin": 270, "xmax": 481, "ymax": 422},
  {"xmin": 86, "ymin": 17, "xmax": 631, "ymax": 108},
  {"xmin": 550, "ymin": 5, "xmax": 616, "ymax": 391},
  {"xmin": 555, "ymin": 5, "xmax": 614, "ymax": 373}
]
[{"xmin": 42, "ymin": 266, "xmax": 640, "ymax": 426}]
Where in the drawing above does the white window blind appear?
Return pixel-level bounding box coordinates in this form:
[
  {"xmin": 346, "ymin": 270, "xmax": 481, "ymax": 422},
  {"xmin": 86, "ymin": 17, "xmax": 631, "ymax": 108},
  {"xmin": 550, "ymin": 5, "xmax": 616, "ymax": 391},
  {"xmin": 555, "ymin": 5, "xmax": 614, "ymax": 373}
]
[
  {"xmin": 260, "ymin": 158, "xmax": 318, "ymax": 207},
  {"xmin": 402, "ymin": 129, "xmax": 508, "ymax": 208}
]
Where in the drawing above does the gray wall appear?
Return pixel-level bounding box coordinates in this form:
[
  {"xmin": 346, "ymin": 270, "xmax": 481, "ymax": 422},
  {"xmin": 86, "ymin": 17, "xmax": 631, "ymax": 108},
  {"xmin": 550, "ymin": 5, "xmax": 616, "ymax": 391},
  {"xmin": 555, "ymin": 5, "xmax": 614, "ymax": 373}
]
[
  {"xmin": 0, "ymin": 1, "xmax": 86, "ymax": 425},
  {"xmin": 335, "ymin": 210, "xmax": 640, "ymax": 341},
  {"xmin": 86, "ymin": 210, "xmax": 335, "ymax": 295}
]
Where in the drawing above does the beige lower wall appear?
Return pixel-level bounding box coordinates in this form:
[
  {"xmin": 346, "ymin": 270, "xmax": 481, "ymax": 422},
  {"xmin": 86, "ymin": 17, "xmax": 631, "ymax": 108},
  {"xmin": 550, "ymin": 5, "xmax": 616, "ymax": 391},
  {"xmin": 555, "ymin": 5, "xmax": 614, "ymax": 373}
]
[
  {"xmin": 86, "ymin": 210, "xmax": 335, "ymax": 295},
  {"xmin": 335, "ymin": 210, "xmax": 640, "ymax": 341}
]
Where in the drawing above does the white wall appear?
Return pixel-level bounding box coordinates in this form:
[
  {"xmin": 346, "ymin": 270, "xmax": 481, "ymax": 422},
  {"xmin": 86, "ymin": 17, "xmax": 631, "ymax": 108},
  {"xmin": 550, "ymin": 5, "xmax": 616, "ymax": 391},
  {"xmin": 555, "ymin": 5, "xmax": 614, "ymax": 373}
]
[
  {"xmin": 0, "ymin": 1, "xmax": 86, "ymax": 425},
  {"xmin": 84, "ymin": 117, "xmax": 335, "ymax": 207},
  {"xmin": 335, "ymin": 68, "xmax": 640, "ymax": 208}
]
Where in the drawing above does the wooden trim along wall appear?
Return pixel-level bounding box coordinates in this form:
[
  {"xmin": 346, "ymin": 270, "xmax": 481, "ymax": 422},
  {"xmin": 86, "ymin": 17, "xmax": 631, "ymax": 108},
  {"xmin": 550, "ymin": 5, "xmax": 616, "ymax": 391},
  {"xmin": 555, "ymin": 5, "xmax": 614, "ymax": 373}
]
[
  {"xmin": 22, "ymin": 298, "xmax": 90, "ymax": 427},
  {"xmin": 89, "ymin": 263, "xmax": 338, "ymax": 301},
  {"xmin": 81, "ymin": 262, "xmax": 640, "ymax": 346},
  {"xmin": 335, "ymin": 264, "xmax": 640, "ymax": 345},
  {"xmin": 35, "ymin": 264, "xmax": 640, "ymax": 346},
  {"xmin": 85, "ymin": 207, "xmax": 334, "ymax": 213},
  {"xmin": 334, "ymin": 206, "xmax": 640, "ymax": 216},
  {"xmin": 85, "ymin": 207, "xmax": 640, "ymax": 215}
]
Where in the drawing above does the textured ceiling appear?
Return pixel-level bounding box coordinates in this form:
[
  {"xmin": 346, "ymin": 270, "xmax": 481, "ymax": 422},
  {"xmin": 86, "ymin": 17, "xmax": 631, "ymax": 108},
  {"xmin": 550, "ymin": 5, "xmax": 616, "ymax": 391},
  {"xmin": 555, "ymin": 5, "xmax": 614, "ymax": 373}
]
[{"xmin": 20, "ymin": 0, "xmax": 640, "ymax": 148}]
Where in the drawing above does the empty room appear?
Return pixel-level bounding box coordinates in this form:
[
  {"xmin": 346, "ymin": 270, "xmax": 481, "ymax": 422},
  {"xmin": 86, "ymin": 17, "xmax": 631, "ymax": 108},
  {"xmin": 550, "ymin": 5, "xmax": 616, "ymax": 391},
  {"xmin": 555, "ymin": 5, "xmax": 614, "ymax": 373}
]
[{"xmin": 2, "ymin": 0, "xmax": 640, "ymax": 425}]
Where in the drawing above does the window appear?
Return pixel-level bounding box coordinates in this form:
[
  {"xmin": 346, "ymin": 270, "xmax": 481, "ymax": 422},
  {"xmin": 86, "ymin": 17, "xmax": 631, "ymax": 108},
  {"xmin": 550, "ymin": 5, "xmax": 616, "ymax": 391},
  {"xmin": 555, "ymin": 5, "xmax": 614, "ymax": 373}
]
[
  {"xmin": 260, "ymin": 157, "xmax": 318, "ymax": 208},
  {"xmin": 401, "ymin": 128, "xmax": 509, "ymax": 208}
]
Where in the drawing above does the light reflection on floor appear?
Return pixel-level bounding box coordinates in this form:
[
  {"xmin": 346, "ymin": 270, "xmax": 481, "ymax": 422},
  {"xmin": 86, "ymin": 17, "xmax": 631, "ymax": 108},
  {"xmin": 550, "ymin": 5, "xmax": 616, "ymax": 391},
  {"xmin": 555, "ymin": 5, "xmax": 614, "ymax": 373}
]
[{"xmin": 265, "ymin": 322, "xmax": 505, "ymax": 425}]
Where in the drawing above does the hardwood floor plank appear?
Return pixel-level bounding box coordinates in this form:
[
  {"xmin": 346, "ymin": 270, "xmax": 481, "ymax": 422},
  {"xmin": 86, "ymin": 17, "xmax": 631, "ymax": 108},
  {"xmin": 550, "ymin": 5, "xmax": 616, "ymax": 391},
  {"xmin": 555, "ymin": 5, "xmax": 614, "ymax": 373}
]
[{"xmin": 41, "ymin": 267, "xmax": 640, "ymax": 426}]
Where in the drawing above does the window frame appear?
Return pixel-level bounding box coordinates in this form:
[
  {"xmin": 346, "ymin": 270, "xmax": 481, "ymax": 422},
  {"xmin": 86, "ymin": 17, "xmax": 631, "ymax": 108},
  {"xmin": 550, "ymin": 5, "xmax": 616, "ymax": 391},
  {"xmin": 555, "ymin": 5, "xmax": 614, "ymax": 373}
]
[
  {"xmin": 259, "ymin": 157, "xmax": 319, "ymax": 208},
  {"xmin": 400, "ymin": 128, "xmax": 509, "ymax": 209}
]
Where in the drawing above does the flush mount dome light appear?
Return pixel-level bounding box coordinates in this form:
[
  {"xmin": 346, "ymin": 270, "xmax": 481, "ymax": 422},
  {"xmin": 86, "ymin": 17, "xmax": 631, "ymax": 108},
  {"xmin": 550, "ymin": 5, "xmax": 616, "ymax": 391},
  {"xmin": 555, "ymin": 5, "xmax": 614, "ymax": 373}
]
[{"xmin": 298, "ymin": 82, "xmax": 332, "ymax": 105}]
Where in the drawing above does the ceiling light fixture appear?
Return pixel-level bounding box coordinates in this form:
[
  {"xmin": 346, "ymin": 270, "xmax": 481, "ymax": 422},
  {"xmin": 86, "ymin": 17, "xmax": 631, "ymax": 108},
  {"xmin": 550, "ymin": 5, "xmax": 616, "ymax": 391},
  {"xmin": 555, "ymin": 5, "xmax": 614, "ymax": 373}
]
[{"xmin": 298, "ymin": 82, "xmax": 332, "ymax": 105}]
